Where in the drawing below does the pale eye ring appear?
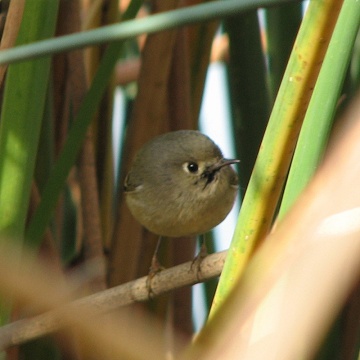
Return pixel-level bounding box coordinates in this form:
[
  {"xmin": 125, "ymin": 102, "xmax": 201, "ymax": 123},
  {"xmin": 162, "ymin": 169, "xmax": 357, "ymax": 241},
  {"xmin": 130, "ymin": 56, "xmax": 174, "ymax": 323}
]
[{"xmin": 184, "ymin": 162, "xmax": 199, "ymax": 173}]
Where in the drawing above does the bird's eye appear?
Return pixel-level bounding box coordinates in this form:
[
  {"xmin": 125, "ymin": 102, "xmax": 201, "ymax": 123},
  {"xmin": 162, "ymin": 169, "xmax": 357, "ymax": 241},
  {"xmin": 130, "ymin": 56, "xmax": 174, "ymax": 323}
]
[{"xmin": 186, "ymin": 162, "xmax": 199, "ymax": 173}]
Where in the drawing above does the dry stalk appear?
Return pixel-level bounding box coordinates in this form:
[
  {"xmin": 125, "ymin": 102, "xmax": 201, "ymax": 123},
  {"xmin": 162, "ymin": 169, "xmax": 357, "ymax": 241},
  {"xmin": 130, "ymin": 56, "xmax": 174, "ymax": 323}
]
[{"xmin": 0, "ymin": 250, "xmax": 226, "ymax": 348}]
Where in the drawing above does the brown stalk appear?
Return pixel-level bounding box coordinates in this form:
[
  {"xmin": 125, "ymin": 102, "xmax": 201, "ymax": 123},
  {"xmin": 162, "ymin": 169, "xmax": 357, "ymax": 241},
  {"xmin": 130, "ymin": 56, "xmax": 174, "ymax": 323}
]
[
  {"xmin": 57, "ymin": 0, "xmax": 107, "ymax": 291},
  {"xmin": 83, "ymin": 0, "xmax": 118, "ymax": 253},
  {"xmin": 167, "ymin": 24, "xmax": 196, "ymax": 336},
  {"xmin": 0, "ymin": 0, "xmax": 25, "ymax": 87},
  {"xmin": 108, "ymin": 0, "xmax": 181, "ymax": 287},
  {"xmin": 0, "ymin": 251, "xmax": 226, "ymax": 348}
]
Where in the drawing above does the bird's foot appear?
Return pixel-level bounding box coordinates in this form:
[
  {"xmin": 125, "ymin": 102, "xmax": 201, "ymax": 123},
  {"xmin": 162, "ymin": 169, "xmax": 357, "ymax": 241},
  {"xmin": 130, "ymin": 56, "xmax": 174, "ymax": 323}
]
[
  {"xmin": 146, "ymin": 255, "xmax": 165, "ymax": 299},
  {"xmin": 190, "ymin": 240, "xmax": 208, "ymax": 280}
]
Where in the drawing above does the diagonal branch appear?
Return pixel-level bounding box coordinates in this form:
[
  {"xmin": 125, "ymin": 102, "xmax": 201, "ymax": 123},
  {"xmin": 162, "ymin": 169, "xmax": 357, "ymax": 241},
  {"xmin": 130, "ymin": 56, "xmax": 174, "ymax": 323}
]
[{"xmin": 0, "ymin": 250, "xmax": 226, "ymax": 348}]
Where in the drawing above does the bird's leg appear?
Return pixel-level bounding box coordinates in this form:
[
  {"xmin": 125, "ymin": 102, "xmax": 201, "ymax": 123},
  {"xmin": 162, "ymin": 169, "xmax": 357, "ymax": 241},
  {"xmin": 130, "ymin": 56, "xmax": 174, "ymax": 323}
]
[
  {"xmin": 198, "ymin": 234, "xmax": 208, "ymax": 259},
  {"xmin": 190, "ymin": 235, "xmax": 208, "ymax": 279},
  {"xmin": 147, "ymin": 236, "xmax": 165, "ymax": 298},
  {"xmin": 150, "ymin": 235, "xmax": 165, "ymax": 273}
]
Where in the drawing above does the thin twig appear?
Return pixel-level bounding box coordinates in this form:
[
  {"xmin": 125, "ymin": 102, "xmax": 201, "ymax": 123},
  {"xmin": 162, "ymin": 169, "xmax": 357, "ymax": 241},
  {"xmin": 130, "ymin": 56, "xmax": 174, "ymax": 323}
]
[{"xmin": 0, "ymin": 250, "xmax": 226, "ymax": 348}]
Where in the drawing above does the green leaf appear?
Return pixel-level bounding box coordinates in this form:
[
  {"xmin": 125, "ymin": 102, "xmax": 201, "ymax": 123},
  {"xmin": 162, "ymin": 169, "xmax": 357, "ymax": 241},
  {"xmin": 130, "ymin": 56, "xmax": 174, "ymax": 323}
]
[
  {"xmin": 0, "ymin": 0, "xmax": 59, "ymax": 327},
  {"xmin": 279, "ymin": 0, "xmax": 360, "ymax": 218}
]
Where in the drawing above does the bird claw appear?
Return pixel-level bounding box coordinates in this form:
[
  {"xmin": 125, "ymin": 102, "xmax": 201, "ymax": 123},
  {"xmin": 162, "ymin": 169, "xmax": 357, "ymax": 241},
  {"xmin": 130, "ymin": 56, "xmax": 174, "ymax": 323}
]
[
  {"xmin": 190, "ymin": 240, "xmax": 208, "ymax": 280},
  {"xmin": 146, "ymin": 255, "xmax": 165, "ymax": 299}
]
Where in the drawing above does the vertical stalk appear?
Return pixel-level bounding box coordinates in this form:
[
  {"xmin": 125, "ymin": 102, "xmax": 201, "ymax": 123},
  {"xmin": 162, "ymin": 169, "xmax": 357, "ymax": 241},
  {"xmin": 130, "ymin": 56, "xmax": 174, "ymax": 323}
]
[{"xmin": 208, "ymin": 0, "xmax": 343, "ymax": 319}]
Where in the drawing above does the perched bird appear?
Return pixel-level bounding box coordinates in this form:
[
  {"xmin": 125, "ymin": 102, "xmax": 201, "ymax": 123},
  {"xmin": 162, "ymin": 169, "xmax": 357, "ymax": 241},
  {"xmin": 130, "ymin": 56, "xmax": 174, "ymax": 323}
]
[{"xmin": 124, "ymin": 130, "xmax": 239, "ymax": 238}]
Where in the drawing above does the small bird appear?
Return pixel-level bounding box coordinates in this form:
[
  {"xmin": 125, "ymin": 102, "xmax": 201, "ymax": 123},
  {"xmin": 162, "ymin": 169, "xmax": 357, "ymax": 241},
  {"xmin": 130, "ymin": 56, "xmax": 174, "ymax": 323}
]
[{"xmin": 124, "ymin": 130, "xmax": 239, "ymax": 238}]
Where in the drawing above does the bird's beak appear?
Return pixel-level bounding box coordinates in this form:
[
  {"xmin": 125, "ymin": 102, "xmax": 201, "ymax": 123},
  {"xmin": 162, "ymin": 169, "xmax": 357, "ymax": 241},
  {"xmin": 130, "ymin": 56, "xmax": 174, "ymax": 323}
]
[{"xmin": 208, "ymin": 158, "xmax": 240, "ymax": 172}]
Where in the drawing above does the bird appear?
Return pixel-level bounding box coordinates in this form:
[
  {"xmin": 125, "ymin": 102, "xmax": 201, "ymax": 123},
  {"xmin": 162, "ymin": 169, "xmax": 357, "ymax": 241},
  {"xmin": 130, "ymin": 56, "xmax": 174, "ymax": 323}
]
[{"xmin": 124, "ymin": 130, "xmax": 239, "ymax": 239}]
